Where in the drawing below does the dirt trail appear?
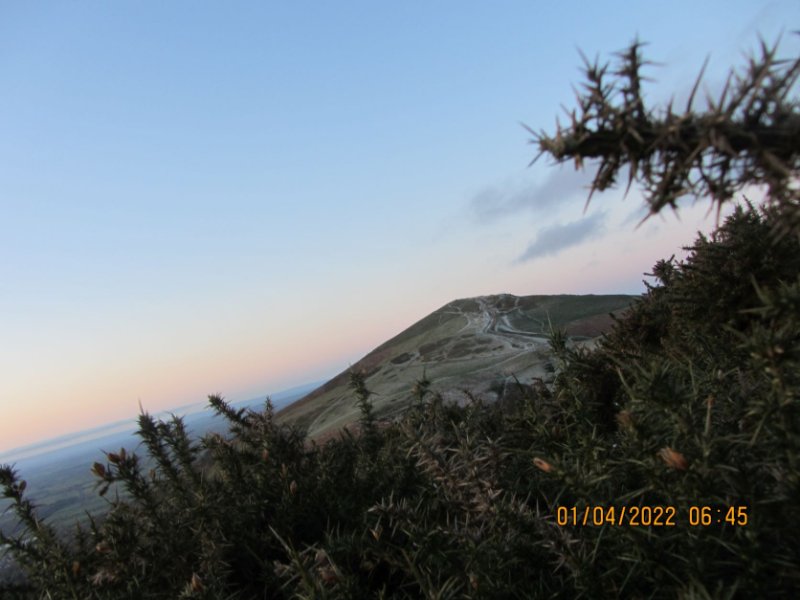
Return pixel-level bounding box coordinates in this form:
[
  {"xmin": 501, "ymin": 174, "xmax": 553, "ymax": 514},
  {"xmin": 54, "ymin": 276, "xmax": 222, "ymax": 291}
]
[{"xmin": 474, "ymin": 295, "xmax": 547, "ymax": 340}]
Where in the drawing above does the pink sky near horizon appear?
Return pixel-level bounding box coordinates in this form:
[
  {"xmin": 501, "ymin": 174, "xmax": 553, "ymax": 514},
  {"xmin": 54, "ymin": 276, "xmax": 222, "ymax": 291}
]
[
  {"xmin": 2, "ymin": 196, "xmax": 740, "ymax": 453},
  {"xmin": 2, "ymin": 1, "xmax": 795, "ymax": 454}
]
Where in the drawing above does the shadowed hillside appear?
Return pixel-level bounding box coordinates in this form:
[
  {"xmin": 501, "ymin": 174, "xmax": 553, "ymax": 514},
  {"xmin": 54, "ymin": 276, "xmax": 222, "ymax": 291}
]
[{"xmin": 277, "ymin": 293, "xmax": 635, "ymax": 439}]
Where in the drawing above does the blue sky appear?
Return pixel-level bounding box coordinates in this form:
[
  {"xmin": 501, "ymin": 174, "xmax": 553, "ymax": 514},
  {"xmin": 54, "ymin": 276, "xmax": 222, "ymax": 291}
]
[{"xmin": 2, "ymin": 1, "xmax": 797, "ymax": 451}]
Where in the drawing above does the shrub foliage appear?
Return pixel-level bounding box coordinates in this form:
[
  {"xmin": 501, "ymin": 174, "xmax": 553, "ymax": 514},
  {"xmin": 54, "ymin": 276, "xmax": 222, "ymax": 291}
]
[{"xmin": 2, "ymin": 39, "xmax": 799, "ymax": 598}]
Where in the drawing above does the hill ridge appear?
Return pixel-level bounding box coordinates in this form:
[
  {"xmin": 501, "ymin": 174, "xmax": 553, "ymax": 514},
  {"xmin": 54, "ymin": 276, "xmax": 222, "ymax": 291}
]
[{"xmin": 276, "ymin": 292, "xmax": 636, "ymax": 439}]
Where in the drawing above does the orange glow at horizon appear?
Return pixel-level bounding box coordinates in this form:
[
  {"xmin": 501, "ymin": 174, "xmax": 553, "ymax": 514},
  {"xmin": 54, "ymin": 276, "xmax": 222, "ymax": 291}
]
[{"xmin": 0, "ymin": 312, "xmax": 415, "ymax": 453}]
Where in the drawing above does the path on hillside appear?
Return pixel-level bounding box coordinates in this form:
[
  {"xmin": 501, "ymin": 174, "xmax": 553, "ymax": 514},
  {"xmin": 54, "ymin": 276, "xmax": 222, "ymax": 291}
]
[{"xmin": 441, "ymin": 295, "xmax": 550, "ymax": 345}]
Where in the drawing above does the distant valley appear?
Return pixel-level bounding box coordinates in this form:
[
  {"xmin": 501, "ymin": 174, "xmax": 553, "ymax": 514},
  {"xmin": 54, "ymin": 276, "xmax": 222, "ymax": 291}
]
[{"xmin": 0, "ymin": 382, "xmax": 320, "ymax": 543}]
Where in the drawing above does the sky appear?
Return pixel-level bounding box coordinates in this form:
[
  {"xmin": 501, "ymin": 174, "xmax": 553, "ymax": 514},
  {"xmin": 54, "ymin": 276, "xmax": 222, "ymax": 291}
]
[{"xmin": 1, "ymin": 1, "xmax": 798, "ymax": 453}]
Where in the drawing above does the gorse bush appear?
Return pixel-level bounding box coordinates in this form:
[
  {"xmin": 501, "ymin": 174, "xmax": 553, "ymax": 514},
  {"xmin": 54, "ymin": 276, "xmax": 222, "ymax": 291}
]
[{"xmin": 2, "ymin": 38, "xmax": 799, "ymax": 598}]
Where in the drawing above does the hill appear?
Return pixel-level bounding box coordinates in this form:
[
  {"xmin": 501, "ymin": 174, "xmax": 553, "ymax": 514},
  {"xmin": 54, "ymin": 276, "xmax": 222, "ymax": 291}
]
[
  {"xmin": 4, "ymin": 38, "xmax": 798, "ymax": 599},
  {"xmin": 276, "ymin": 293, "xmax": 635, "ymax": 439}
]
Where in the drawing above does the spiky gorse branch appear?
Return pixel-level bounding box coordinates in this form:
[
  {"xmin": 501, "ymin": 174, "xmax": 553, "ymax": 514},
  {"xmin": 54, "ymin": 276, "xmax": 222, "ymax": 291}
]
[
  {"xmin": 3, "ymin": 37, "xmax": 800, "ymax": 599},
  {"xmin": 528, "ymin": 37, "xmax": 800, "ymax": 233}
]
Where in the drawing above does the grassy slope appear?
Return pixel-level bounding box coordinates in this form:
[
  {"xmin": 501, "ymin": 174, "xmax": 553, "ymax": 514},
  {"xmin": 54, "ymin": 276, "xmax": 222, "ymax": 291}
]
[{"xmin": 276, "ymin": 293, "xmax": 635, "ymax": 440}]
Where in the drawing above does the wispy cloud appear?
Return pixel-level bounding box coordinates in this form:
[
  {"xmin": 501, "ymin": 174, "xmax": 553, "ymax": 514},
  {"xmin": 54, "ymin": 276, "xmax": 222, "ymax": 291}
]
[
  {"xmin": 515, "ymin": 211, "xmax": 606, "ymax": 263},
  {"xmin": 471, "ymin": 165, "xmax": 594, "ymax": 221}
]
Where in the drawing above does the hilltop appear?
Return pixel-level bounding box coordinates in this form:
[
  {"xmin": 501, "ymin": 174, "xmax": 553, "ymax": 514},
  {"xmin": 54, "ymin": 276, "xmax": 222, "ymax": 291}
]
[
  {"xmin": 277, "ymin": 293, "xmax": 635, "ymax": 439},
  {"xmin": 3, "ymin": 37, "xmax": 798, "ymax": 598}
]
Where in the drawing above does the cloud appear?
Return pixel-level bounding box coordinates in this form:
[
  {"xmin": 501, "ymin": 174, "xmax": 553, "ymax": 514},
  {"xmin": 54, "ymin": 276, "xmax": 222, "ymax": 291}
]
[
  {"xmin": 471, "ymin": 165, "xmax": 595, "ymax": 221},
  {"xmin": 515, "ymin": 211, "xmax": 606, "ymax": 263}
]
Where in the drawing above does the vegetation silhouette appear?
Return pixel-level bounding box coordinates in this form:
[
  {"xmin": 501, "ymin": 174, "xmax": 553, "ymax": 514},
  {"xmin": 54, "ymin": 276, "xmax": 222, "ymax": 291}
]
[{"xmin": 2, "ymin": 36, "xmax": 799, "ymax": 598}]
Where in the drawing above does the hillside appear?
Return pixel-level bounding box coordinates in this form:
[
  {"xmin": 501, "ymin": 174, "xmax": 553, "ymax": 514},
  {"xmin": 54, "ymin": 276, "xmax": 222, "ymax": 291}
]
[
  {"xmin": 276, "ymin": 293, "xmax": 635, "ymax": 439},
  {"xmin": 5, "ymin": 35, "xmax": 798, "ymax": 598}
]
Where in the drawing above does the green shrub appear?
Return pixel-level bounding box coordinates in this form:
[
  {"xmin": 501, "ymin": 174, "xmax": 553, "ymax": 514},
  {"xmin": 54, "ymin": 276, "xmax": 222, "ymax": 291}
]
[{"xmin": 2, "ymin": 37, "xmax": 798, "ymax": 598}]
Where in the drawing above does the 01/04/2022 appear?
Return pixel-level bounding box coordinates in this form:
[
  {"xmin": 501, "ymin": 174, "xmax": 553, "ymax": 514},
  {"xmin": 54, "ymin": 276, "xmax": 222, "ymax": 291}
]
[{"xmin": 555, "ymin": 505, "xmax": 748, "ymax": 527}]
